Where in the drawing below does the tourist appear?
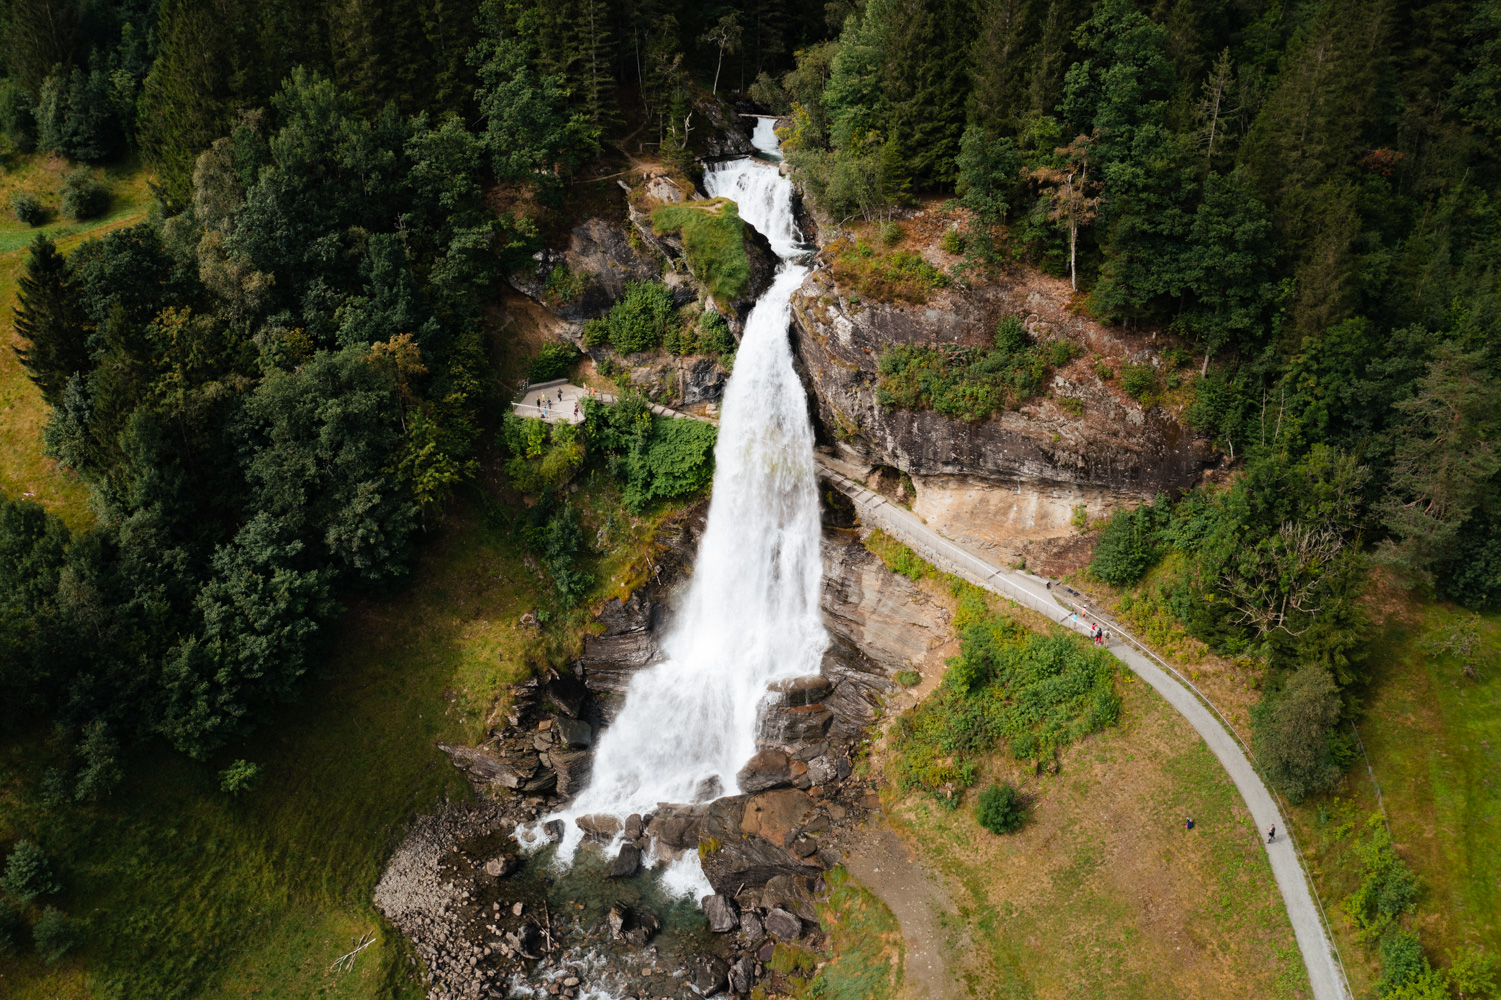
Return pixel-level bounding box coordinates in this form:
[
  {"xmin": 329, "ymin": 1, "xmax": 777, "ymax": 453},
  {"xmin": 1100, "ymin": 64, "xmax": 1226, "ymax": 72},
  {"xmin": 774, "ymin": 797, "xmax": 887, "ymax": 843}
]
[
  {"xmin": 1185, "ymin": 817, "xmax": 1194, "ymax": 830},
  {"xmin": 1267, "ymin": 824, "xmax": 1276, "ymax": 843}
]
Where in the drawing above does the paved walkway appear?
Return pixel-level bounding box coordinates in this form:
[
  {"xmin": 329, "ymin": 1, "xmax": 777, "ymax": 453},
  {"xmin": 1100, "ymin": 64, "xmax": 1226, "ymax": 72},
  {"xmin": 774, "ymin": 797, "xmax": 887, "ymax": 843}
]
[
  {"xmin": 817, "ymin": 458, "xmax": 1352, "ymax": 1000},
  {"xmin": 511, "ymin": 379, "xmax": 715, "ymax": 426}
]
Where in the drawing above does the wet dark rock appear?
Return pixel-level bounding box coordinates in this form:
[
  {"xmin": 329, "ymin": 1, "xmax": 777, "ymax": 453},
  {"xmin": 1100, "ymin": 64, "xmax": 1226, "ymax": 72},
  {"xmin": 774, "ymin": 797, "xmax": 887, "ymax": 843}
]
[
  {"xmin": 483, "ymin": 854, "xmax": 519, "ymax": 878},
  {"xmin": 546, "ymin": 747, "xmax": 592, "ymax": 797},
  {"xmin": 542, "ymin": 820, "xmax": 565, "ymax": 843},
  {"xmin": 622, "ymin": 909, "xmax": 662, "ymax": 948},
  {"xmin": 695, "ymin": 775, "xmax": 724, "ymax": 801},
  {"xmin": 765, "ymin": 908, "xmax": 801, "ymax": 940},
  {"xmin": 577, "ymin": 814, "xmax": 622, "ymax": 843},
  {"xmin": 544, "ymin": 679, "xmax": 588, "ymax": 718},
  {"xmin": 791, "ymin": 835, "xmax": 818, "ymax": 858},
  {"xmin": 578, "ymin": 593, "xmax": 658, "ymax": 706},
  {"xmin": 610, "ymin": 843, "xmax": 641, "ymax": 878},
  {"xmin": 701, "ymin": 894, "xmax": 740, "ymax": 933},
  {"xmin": 624, "ymin": 814, "xmax": 644, "ymax": 840},
  {"xmin": 766, "ymin": 675, "xmax": 834, "ymax": 706},
  {"xmin": 690, "ymin": 954, "xmax": 730, "ymax": 996},
  {"xmin": 608, "ymin": 902, "xmax": 629, "ymax": 938}
]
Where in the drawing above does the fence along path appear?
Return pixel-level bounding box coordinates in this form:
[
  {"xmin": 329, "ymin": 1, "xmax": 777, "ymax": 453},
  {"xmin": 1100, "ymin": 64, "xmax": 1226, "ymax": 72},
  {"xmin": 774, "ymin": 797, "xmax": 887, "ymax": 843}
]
[
  {"xmin": 817, "ymin": 458, "xmax": 1353, "ymax": 1000},
  {"xmin": 511, "ymin": 378, "xmax": 716, "ymax": 426}
]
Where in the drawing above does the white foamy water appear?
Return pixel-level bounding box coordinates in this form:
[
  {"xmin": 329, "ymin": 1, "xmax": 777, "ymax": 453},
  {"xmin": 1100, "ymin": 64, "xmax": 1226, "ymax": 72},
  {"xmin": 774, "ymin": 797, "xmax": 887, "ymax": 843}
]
[{"xmin": 530, "ymin": 131, "xmax": 823, "ymax": 896}]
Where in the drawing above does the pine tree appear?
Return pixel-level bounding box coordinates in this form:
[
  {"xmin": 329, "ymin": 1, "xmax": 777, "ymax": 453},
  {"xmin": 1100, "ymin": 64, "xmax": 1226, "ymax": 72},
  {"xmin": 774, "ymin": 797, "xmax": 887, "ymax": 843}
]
[{"xmin": 14, "ymin": 235, "xmax": 88, "ymax": 409}]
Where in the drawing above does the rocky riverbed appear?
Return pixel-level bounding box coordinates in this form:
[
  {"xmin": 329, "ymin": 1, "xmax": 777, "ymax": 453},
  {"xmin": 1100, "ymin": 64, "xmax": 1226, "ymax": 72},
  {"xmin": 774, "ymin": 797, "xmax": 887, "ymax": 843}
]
[{"xmin": 374, "ymin": 506, "xmax": 953, "ymax": 999}]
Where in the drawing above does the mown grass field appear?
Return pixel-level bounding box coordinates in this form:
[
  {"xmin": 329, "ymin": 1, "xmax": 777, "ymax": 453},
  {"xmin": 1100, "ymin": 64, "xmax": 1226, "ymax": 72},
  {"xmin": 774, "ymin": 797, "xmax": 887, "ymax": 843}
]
[
  {"xmin": 1287, "ymin": 605, "xmax": 1501, "ymax": 998},
  {"xmin": 886, "ymin": 669, "xmax": 1308, "ymax": 1000}
]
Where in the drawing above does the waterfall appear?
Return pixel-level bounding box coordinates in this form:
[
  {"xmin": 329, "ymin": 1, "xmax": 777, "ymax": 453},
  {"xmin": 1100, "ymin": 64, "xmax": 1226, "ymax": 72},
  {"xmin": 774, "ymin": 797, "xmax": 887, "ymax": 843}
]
[{"xmin": 531, "ymin": 131, "xmax": 824, "ymax": 897}]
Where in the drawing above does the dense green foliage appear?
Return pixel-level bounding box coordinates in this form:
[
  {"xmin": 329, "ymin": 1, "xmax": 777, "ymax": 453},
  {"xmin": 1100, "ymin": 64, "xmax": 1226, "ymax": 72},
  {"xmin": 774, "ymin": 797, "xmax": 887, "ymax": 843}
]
[
  {"xmin": 892, "ymin": 581, "xmax": 1118, "ymax": 799},
  {"xmin": 10, "ymin": 189, "xmax": 43, "ymax": 225},
  {"xmin": 2, "ymin": 69, "xmax": 508, "ymax": 764},
  {"xmin": 528, "ymin": 340, "xmax": 582, "ymax": 381},
  {"xmin": 828, "ymin": 237, "xmax": 951, "ymax": 302},
  {"xmin": 583, "ymin": 280, "xmax": 680, "ymax": 354},
  {"xmin": 976, "ymin": 781, "xmax": 1025, "ymax": 834},
  {"xmin": 877, "ymin": 316, "xmax": 1077, "ymax": 420},
  {"xmin": 651, "ymin": 199, "xmax": 750, "ymax": 304}
]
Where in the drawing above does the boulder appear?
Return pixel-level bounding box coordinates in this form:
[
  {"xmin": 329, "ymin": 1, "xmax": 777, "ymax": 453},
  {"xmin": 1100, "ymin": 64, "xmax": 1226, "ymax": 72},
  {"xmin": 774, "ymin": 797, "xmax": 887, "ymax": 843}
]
[
  {"xmin": 757, "ymin": 704, "xmax": 833, "ymax": 743},
  {"xmin": 737, "ymin": 910, "xmax": 765, "ymax": 946},
  {"xmin": 766, "ymin": 675, "xmax": 834, "ymax": 706},
  {"xmin": 624, "ymin": 813, "xmax": 644, "ymax": 840},
  {"xmin": 622, "ymin": 909, "xmax": 661, "ymax": 948},
  {"xmin": 577, "ymin": 814, "xmax": 622, "ymax": 843},
  {"xmin": 765, "ymin": 907, "xmax": 801, "ymax": 940},
  {"xmin": 610, "ymin": 843, "xmax": 641, "ymax": 878},
  {"xmin": 762, "ymin": 874, "xmax": 821, "ymax": 924},
  {"xmin": 690, "ymin": 954, "xmax": 730, "ymax": 997},
  {"xmin": 554, "ymin": 715, "xmax": 594, "ymax": 748},
  {"xmin": 546, "ymin": 747, "xmax": 592, "ymax": 797},
  {"xmin": 608, "ymin": 902, "xmax": 629, "ymax": 938},
  {"xmin": 543, "ymin": 679, "xmax": 587, "ymax": 718},
  {"xmin": 736, "ymin": 749, "xmax": 794, "ymax": 793},
  {"xmin": 542, "ymin": 819, "xmax": 565, "ymax": 843},
  {"xmin": 701, "ymin": 894, "xmax": 740, "ymax": 933}
]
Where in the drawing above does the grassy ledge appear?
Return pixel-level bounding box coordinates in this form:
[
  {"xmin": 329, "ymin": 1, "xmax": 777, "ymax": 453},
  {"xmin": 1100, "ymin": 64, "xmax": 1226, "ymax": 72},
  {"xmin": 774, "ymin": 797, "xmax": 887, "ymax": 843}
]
[{"xmin": 650, "ymin": 198, "xmax": 749, "ymax": 305}]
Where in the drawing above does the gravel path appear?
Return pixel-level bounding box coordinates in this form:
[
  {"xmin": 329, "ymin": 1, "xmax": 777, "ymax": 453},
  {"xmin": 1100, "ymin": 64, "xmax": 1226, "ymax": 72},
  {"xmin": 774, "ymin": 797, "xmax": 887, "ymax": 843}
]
[
  {"xmin": 843, "ymin": 819, "xmax": 957, "ymax": 1000},
  {"xmin": 819, "ymin": 459, "xmax": 1351, "ymax": 1000}
]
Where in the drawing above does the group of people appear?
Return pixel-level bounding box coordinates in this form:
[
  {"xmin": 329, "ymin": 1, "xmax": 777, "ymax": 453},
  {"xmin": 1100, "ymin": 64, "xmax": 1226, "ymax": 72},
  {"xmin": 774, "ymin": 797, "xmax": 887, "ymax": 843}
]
[
  {"xmin": 528, "ymin": 384, "xmax": 604, "ymax": 422},
  {"xmin": 1067, "ymin": 609, "xmax": 1110, "ymax": 647}
]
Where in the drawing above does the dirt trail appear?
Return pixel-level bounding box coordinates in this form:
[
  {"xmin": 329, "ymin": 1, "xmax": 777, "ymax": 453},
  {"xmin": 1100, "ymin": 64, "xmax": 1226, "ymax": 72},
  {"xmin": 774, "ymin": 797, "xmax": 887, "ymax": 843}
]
[{"xmin": 843, "ymin": 817, "xmax": 958, "ymax": 1000}]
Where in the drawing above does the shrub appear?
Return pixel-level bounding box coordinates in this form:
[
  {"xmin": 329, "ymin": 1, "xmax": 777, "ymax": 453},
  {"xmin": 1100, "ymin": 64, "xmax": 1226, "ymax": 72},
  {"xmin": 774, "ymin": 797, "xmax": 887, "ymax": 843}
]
[
  {"xmin": 1376, "ymin": 929, "xmax": 1432, "ymax": 996},
  {"xmin": 895, "ymin": 669, "xmax": 921, "ymax": 687},
  {"xmin": 1119, "ymin": 362, "xmax": 1158, "ymax": 403},
  {"xmin": 879, "ymin": 220, "xmax": 903, "ymax": 246},
  {"xmin": 1089, "ymin": 496, "xmax": 1170, "ymax": 586},
  {"xmin": 585, "ymin": 281, "xmax": 678, "ymax": 354},
  {"xmin": 543, "ymin": 264, "xmax": 588, "ymax": 305},
  {"xmin": 651, "ymin": 200, "xmax": 750, "ymax": 304},
  {"xmin": 529, "ymin": 341, "xmax": 580, "ymax": 382},
  {"xmin": 73, "ymin": 720, "xmax": 122, "ymax": 800},
  {"xmin": 60, "ymin": 168, "xmax": 109, "ymax": 221},
  {"xmin": 32, "ymin": 905, "xmax": 82, "ymax": 964},
  {"xmin": 11, "ymin": 190, "xmax": 45, "ymax": 226},
  {"xmin": 939, "ymin": 229, "xmax": 967, "ymax": 255},
  {"xmin": 219, "ymin": 759, "xmax": 262, "ymax": 795},
  {"xmin": 1, "ymin": 840, "xmax": 60, "ymax": 903},
  {"xmin": 1343, "ymin": 823, "xmax": 1421, "ymax": 942},
  {"xmin": 534, "ymin": 502, "xmax": 594, "ymax": 608},
  {"xmin": 502, "ymin": 414, "xmax": 584, "ymax": 493},
  {"xmin": 697, "ymin": 309, "xmax": 736, "ymax": 355},
  {"xmin": 621, "ymin": 417, "xmax": 717, "ymax": 511},
  {"xmin": 1252, "ymin": 665, "xmax": 1344, "ymax": 803},
  {"xmin": 976, "ymin": 782, "xmax": 1025, "ymax": 834}
]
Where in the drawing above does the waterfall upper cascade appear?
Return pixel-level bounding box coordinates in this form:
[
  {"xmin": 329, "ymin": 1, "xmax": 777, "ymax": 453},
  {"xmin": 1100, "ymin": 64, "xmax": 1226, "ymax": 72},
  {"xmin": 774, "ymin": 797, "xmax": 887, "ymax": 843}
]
[{"xmin": 531, "ymin": 125, "xmax": 825, "ymax": 896}]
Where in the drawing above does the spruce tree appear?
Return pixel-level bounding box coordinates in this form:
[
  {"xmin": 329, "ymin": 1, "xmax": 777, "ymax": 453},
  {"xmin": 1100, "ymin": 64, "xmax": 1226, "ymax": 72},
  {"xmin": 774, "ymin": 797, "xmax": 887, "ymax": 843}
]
[{"xmin": 14, "ymin": 235, "xmax": 88, "ymax": 409}]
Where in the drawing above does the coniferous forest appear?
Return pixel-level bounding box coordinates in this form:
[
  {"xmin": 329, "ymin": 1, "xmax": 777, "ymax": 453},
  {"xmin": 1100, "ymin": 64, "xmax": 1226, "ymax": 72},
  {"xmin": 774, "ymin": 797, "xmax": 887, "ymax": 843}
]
[{"xmin": 1, "ymin": 0, "xmax": 1500, "ymax": 996}]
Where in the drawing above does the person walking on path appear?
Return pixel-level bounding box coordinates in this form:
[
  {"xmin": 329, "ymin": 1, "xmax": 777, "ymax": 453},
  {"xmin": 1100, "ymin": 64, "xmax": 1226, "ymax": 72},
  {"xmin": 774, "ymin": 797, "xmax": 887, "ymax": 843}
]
[{"xmin": 1267, "ymin": 824, "xmax": 1276, "ymax": 843}]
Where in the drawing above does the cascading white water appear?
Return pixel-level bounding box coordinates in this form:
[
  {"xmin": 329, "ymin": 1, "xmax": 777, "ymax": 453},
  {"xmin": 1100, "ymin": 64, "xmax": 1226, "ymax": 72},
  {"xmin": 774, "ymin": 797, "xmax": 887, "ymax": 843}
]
[{"xmin": 532, "ymin": 130, "xmax": 825, "ymax": 897}]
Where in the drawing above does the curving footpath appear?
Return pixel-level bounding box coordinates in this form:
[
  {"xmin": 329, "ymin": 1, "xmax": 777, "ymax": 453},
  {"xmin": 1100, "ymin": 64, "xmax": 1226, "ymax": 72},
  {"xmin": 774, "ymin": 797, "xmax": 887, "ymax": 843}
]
[{"xmin": 817, "ymin": 458, "xmax": 1352, "ymax": 1000}]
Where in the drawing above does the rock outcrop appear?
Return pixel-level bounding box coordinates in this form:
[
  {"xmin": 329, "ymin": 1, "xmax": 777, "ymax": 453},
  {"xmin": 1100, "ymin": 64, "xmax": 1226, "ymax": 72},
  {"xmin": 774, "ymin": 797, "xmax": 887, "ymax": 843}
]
[{"xmin": 789, "ymin": 267, "xmax": 1217, "ymax": 498}]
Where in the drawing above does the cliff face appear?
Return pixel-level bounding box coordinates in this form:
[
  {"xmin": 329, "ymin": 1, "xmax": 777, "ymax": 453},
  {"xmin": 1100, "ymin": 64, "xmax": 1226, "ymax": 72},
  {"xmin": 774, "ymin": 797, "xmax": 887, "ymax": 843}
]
[{"xmin": 789, "ymin": 266, "xmax": 1217, "ymax": 498}]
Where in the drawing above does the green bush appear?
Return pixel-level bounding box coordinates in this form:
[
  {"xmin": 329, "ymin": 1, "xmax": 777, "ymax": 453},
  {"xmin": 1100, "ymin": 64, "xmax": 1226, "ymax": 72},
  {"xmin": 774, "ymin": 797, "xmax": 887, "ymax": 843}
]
[
  {"xmin": 1119, "ymin": 362, "xmax": 1158, "ymax": 403},
  {"xmin": 895, "ymin": 669, "xmax": 921, "ymax": 687},
  {"xmin": 651, "ymin": 200, "xmax": 750, "ymax": 304},
  {"xmin": 976, "ymin": 782, "xmax": 1025, "ymax": 834},
  {"xmin": 529, "ymin": 341, "xmax": 580, "ymax": 381},
  {"xmin": 939, "ymin": 229, "xmax": 967, "ymax": 255},
  {"xmin": 891, "ymin": 611, "xmax": 1118, "ymax": 796},
  {"xmin": 524, "ymin": 501, "xmax": 594, "ymax": 608},
  {"xmin": 32, "ymin": 905, "xmax": 82, "ymax": 964},
  {"xmin": 11, "ymin": 190, "xmax": 45, "ymax": 226},
  {"xmin": 697, "ymin": 309, "xmax": 736, "ymax": 355},
  {"xmin": 831, "ymin": 239, "xmax": 951, "ymax": 303},
  {"xmin": 543, "ymin": 264, "xmax": 588, "ymax": 305},
  {"xmin": 501, "ymin": 413, "xmax": 584, "ymax": 493},
  {"xmin": 60, "ymin": 168, "xmax": 109, "ymax": 221},
  {"xmin": 1252, "ymin": 665, "xmax": 1345, "ymax": 803},
  {"xmin": 582, "ymin": 395, "xmax": 718, "ymax": 512},
  {"xmin": 879, "ymin": 220, "xmax": 904, "ymax": 246},
  {"xmin": 583, "ymin": 281, "xmax": 678, "ymax": 354},
  {"xmin": 1, "ymin": 840, "xmax": 60, "ymax": 903},
  {"xmin": 219, "ymin": 759, "xmax": 262, "ymax": 795},
  {"xmin": 1344, "ymin": 824, "xmax": 1421, "ymax": 942},
  {"xmin": 1089, "ymin": 496, "xmax": 1170, "ymax": 586},
  {"xmin": 1376, "ymin": 929, "xmax": 1433, "ymax": 996},
  {"xmin": 877, "ymin": 317, "xmax": 1061, "ymax": 421}
]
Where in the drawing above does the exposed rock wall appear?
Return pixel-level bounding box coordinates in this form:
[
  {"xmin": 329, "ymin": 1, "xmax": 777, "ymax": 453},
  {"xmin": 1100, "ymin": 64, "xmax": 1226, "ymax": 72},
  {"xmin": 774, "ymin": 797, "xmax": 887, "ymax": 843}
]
[{"xmin": 789, "ymin": 267, "xmax": 1217, "ymax": 498}]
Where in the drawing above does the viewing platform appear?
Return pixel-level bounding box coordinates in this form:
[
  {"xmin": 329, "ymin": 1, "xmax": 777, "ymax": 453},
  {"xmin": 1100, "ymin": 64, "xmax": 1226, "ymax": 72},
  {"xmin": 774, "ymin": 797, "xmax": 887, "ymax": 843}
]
[{"xmin": 511, "ymin": 378, "xmax": 717, "ymax": 426}]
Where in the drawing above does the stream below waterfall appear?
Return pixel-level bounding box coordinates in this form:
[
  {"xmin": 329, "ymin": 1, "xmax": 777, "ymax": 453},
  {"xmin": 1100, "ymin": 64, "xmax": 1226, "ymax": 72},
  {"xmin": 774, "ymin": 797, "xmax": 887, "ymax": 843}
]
[{"xmin": 526, "ymin": 120, "xmax": 825, "ymax": 899}]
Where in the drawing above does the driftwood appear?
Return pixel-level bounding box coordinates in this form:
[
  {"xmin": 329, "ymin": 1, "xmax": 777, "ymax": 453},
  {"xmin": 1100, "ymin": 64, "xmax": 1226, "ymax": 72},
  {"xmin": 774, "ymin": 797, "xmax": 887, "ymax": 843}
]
[{"xmin": 331, "ymin": 931, "xmax": 376, "ymax": 973}]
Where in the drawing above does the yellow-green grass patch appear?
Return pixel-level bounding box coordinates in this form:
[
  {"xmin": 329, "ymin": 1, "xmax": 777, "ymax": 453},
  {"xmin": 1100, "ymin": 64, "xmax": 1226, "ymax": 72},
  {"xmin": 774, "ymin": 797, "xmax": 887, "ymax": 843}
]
[{"xmin": 887, "ymin": 673, "xmax": 1309, "ymax": 1000}]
